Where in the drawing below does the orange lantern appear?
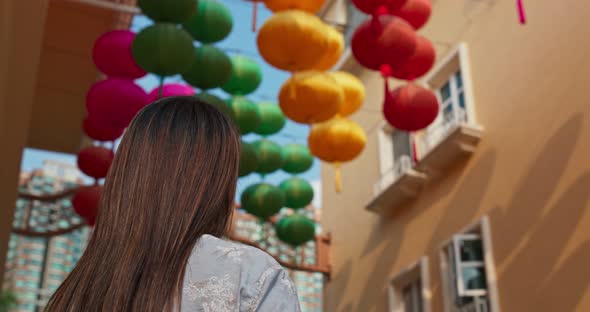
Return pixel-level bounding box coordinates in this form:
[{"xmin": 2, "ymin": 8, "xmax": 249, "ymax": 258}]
[
  {"xmin": 263, "ymin": 0, "xmax": 327, "ymax": 13},
  {"xmin": 257, "ymin": 10, "xmax": 330, "ymax": 72},
  {"xmin": 328, "ymin": 71, "xmax": 365, "ymax": 116},
  {"xmin": 279, "ymin": 71, "xmax": 343, "ymax": 124},
  {"xmin": 314, "ymin": 24, "xmax": 345, "ymax": 71},
  {"xmin": 308, "ymin": 116, "xmax": 367, "ymax": 192}
]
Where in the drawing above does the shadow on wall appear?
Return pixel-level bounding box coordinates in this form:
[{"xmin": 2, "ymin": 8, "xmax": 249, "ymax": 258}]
[
  {"xmin": 491, "ymin": 113, "xmax": 590, "ymax": 311},
  {"xmin": 351, "ymin": 148, "xmax": 498, "ymax": 312}
]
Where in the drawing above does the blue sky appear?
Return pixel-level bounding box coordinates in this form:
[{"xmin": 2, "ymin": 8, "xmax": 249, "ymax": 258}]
[{"xmin": 21, "ymin": 0, "xmax": 321, "ymax": 206}]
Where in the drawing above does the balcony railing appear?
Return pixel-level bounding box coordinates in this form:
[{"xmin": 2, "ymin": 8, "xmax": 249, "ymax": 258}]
[
  {"xmin": 373, "ymin": 155, "xmax": 414, "ymax": 196},
  {"xmin": 457, "ymin": 296, "xmax": 490, "ymax": 312},
  {"xmin": 418, "ymin": 107, "xmax": 469, "ymax": 158}
]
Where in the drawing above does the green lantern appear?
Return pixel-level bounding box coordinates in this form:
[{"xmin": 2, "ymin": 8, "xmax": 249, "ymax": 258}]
[
  {"xmin": 275, "ymin": 213, "xmax": 316, "ymax": 247},
  {"xmin": 253, "ymin": 139, "xmax": 283, "ymax": 174},
  {"xmin": 195, "ymin": 92, "xmax": 231, "ymax": 116},
  {"xmin": 241, "ymin": 183, "xmax": 285, "ymax": 220},
  {"xmin": 279, "ymin": 177, "xmax": 314, "ymax": 209},
  {"xmin": 138, "ymin": 0, "xmax": 197, "ymax": 23},
  {"xmin": 227, "ymin": 97, "xmax": 260, "ymax": 134},
  {"xmin": 254, "ymin": 102, "xmax": 286, "ymax": 136},
  {"xmin": 132, "ymin": 24, "xmax": 195, "ymax": 77},
  {"xmin": 182, "ymin": 45, "xmax": 232, "ymax": 90},
  {"xmin": 281, "ymin": 144, "xmax": 314, "ymax": 174},
  {"xmin": 239, "ymin": 141, "xmax": 259, "ymax": 177},
  {"xmin": 222, "ymin": 56, "xmax": 262, "ymax": 96},
  {"xmin": 183, "ymin": 0, "xmax": 233, "ymax": 44}
]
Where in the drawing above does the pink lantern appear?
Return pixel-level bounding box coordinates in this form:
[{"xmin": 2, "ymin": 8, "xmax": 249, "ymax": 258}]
[
  {"xmin": 93, "ymin": 30, "xmax": 147, "ymax": 79},
  {"xmin": 83, "ymin": 117, "xmax": 124, "ymax": 142},
  {"xmin": 147, "ymin": 83, "xmax": 196, "ymax": 103},
  {"xmin": 86, "ymin": 78, "xmax": 148, "ymax": 129},
  {"xmin": 383, "ymin": 83, "xmax": 439, "ymax": 131}
]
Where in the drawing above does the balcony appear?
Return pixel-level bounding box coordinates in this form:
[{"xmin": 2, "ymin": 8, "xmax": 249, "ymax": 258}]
[
  {"xmin": 366, "ymin": 155, "xmax": 427, "ymax": 216},
  {"xmin": 366, "ymin": 107, "xmax": 483, "ymax": 216},
  {"xmin": 414, "ymin": 107, "xmax": 483, "ymax": 178}
]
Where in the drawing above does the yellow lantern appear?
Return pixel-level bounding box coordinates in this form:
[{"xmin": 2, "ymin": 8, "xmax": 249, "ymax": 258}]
[
  {"xmin": 263, "ymin": 0, "xmax": 327, "ymax": 13},
  {"xmin": 314, "ymin": 24, "xmax": 344, "ymax": 71},
  {"xmin": 328, "ymin": 71, "xmax": 366, "ymax": 116},
  {"xmin": 308, "ymin": 116, "xmax": 367, "ymax": 192},
  {"xmin": 279, "ymin": 71, "xmax": 343, "ymax": 124},
  {"xmin": 257, "ymin": 10, "xmax": 329, "ymax": 72}
]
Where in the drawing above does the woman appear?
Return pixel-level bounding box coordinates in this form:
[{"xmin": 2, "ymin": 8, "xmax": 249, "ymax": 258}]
[{"xmin": 45, "ymin": 97, "xmax": 301, "ymax": 312}]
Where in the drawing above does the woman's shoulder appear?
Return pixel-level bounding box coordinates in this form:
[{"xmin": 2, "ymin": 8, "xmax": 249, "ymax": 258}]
[{"xmin": 189, "ymin": 234, "xmax": 281, "ymax": 272}]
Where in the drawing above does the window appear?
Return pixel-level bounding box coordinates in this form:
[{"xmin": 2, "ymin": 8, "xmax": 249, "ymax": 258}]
[
  {"xmin": 392, "ymin": 130, "xmax": 413, "ymax": 164},
  {"xmin": 440, "ymin": 217, "xmax": 499, "ymax": 312},
  {"xmin": 438, "ymin": 70, "xmax": 466, "ymax": 126},
  {"xmin": 389, "ymin": 258, "xmax": 430, "ymax": 312}
]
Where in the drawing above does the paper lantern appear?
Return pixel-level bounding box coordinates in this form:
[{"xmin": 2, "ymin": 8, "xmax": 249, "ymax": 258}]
[
  {"xmin": 257, "ymin": 11, "xmax": 330, "ymax": 72},
  {"xmin": 393, "ymin": 0, "xmax": 432, "ymax": 30},
  {"xmin": 279, "ymin": 71, "xmax": 343, "ymax": 124},
  {"xmin": 329, "ymin": 71, "xmax": 366, "ymax": 116},
  {"xmin": 239, "ymin": 141, "xmax": 259, "ymax": 177},
  {"xmin": 183, "ymin": 0, "xmax": 233, "ymax": 43},
  {"xmin": 351, "ymin": 0, "xmax": 407, "ymax": 15},
  {"xmin": 131, "ymin": 23, "xmax": 195, "ymax": 77},
  {"xmin": 391, "ymin": 36, "xmax": 435, "ymax": 80},
  {"xmin": 241, "ymin": 183, "xmax": 285, "ymax": 220},
  {"xmin": 222, "ymin": 56, "xmax": 263, "ymax": 96},
  {"xmin": 253, "ymin": 139, "xmax": 283, "ymax": 174},
  {"xmin": 254, "ymin": 102, "xmax": 286, "ymax": 136},
  {"xmin": 72, "ymin": 186, "xmax": 102, "ymax": 226},
  {"xmin": 83, "ymin": 117, "xmax": 124, "ymax": 142},
  {"xmin": 282, "ymin": 144, "xmax": 314, "ymax": 174},
  {"xmin": 308, "ymin": 116, "xmax": 367, "ymax": 192},
  {"xmin": 279, "ymin": 177, "xmax": 314, "ymax": 209},
  {"xmin": 263, "ymin": 0, "xmax": 326, "ymax": 14},
  {"xmin": 182, "ymin": 45, "xmax": 232, "ymax": 90},
  {"xmin": 351, "ymin": 15, "xmax": 417, "ymax": 72},
  {"xmin": 196, "ymin": 92, "xmax": 232, "ymax": 116},
  {"xmin": 383, "ymin": 83, "xmax": 438, "ymax": 131},
  {"xmin": 227, "ymin": 97, "xmax": 260, "ymax": 134},
  {"xmin": 275, "ymin": 214, "xmax": 316, "ymax": 247},
  {"xmin": 138, "ymin": 0, "xmax": 197, "ymax": 23},
  {"xmin": 92, "ymin": 30, "xmax": 146, "ymax": 79},
  {"xmin": 77, "ymin": 146, "xmax": 114, "ymax": 179},
  {"xmin": 314, "ymin": 24, "xmax": 345, "ymax": 71},
  {"xmin": 147, "ymin": 83, "xmax": 195, "ymax": 103},
  {"xmin": 86, "ymin": 78, "xmax": 148, "ymax": 129}
]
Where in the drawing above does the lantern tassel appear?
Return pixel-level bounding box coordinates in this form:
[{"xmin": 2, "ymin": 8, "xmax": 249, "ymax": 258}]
[
  {"xmin": 157, "ymin": 76, "xmax": 165, "ymax": 99},
  {"xmin": 252, "ymin": 0, "xmax": 258, "ymax": 32},
  {"xmin": 334, "ymin": 162, "xmax": 342, "ymax": 193},
  {"xmin": 517, "ymin": 0, "xmax": 526, "ymax": 24},
  {"xmin": 289, "ymin": 73, "xmax": 296, "ymax": 99}
]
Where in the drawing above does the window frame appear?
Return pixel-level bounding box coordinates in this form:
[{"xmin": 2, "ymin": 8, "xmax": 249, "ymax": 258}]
[
  {"xmin": 439, "ymin": 216, "xmax": 500, "ymax": 312},
  {"xmin": 388, "ymin": 257, "xmax": 431, "ymax": 312}
]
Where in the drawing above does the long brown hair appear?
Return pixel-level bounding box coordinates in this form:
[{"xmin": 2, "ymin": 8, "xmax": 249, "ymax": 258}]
[{"xmin": 45, "ymin": 96, "xmax": 240, "ymax": 312}]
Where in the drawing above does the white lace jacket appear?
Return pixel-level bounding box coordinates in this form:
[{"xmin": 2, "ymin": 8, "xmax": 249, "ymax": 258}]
[{"xmin": 180, "ymin": 234, "xmax": 301, "ymax": 312}]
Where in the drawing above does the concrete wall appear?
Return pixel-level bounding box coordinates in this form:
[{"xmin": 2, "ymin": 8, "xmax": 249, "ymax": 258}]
[{"xmin": 322, "ymin": 1, "xmax": 590, "ymax": 311}]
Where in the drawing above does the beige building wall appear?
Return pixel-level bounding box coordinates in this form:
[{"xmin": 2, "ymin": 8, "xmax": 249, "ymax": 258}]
[{"xmin": 323, "ymin": 1, "xmax": 590, "ymax": 311}]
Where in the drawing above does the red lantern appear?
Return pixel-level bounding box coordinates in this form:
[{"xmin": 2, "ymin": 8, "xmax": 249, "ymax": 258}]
[
  {"xmin": 72, "ymin": 186, "xmax": 102, "ymax": 226},
  {"xmin": 147, "ymin": 83, "xmax": 195, "ymax": 103},
  {"xmin": 77, "ymin": 146, "xmax": 114, "ymax": 179},
  {"xmin": 393, "ymin": 0, "xmax": 432, "ymax": 30},
  {"xmin": 383, "ymin": 83, "xmax": 438, "ymax": 131},
  {"xmin": 351, "ymin": 15, "xmax": 417, "ymax": 72},
  {"xmin": 391, "ymin": 36, "xmax": 435, "ymax": 80},
  {"xmin": 92, "ymin": 30, "xmax": 146, "ymax": 79},
  {"xmin": 351, "ymin": 0, "xmax": 407, "ymax": 15},
  {"xmin": 83, "ymin": 117, "xmax": 124, "ymax": 142},
  {"xmin": 86, "ymin": 78, "xmax": 148, "ymax": 129}
]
